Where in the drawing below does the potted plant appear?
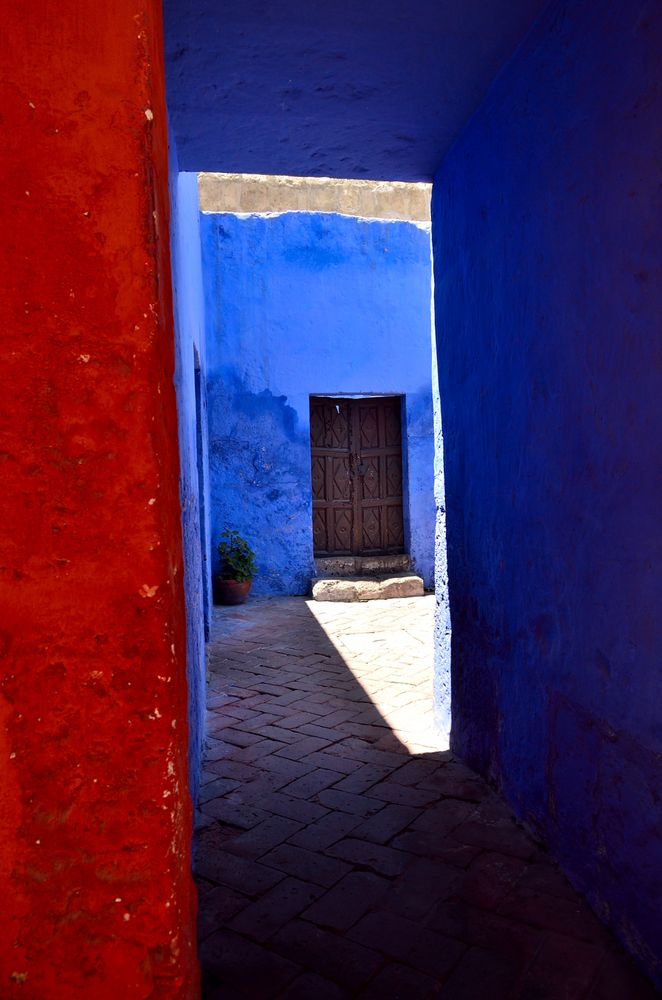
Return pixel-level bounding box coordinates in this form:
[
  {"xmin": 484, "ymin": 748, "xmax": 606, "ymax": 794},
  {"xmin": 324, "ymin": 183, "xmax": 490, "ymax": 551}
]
[{"xmin": 213, "ymin": 529, "xmax": 256, "ymax": 606}]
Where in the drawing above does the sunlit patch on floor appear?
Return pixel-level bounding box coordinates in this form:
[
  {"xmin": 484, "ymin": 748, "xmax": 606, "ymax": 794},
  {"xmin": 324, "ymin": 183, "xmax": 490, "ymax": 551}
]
[{"xmin": 306, "ymin": 595, "xmax": 445, "ymax": 754}]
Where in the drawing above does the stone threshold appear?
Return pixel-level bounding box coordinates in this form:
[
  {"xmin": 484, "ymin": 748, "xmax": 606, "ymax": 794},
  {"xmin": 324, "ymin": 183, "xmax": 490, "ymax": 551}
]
[
  {"xmin": 315, "ymin": 554, "xmax": 411, "ymax": 577},
  {"xmin": 311, "ymin": 572, "xmax": 424, "ymax": 602}
]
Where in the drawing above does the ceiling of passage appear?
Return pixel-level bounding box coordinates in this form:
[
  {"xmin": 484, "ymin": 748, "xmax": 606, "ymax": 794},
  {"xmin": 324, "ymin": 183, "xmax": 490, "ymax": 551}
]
[{"xmin": 163, "ymin": 0, "xmax": 549, "ymax": 181}]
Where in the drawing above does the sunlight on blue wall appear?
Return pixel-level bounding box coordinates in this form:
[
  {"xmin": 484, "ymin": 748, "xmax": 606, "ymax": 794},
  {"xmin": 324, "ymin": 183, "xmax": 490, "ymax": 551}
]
[{"xmin": 201, "ymin": 211, "xmax": 436, "ymax": 594}]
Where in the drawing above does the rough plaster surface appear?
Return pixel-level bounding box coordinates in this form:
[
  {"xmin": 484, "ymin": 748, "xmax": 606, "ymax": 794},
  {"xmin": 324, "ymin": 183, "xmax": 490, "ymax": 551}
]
[
  {"xmin": 0, "ymin": 2, "xmax": 197, "ymax": 995},
  {"xmin": 164, "ymin": 0, "xmax": 549, "ymax": 179},
  {"xmin": 199, "ymin": 173, "xmax": 431, "ymax": 221},
  {"xmin": 433, "ymin": 0, "xmax": 662, "ymax": 983},
  {"xmin": 201, "ymin": 211, "xmax": 437, "ymax": 595},
  {"xmin": 169, "ymin": 160, "xmax": 209, "ymax": 799},
  {"xmin": 431, "ymin": 319, "xmax": 452, "ymax": 744}
]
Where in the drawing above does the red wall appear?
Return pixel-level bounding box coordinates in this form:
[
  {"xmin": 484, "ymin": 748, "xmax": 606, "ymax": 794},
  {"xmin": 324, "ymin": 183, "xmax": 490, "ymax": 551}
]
[{"xmin": 0, "ymin": 3, "xmax": 197, "ymax": 996}]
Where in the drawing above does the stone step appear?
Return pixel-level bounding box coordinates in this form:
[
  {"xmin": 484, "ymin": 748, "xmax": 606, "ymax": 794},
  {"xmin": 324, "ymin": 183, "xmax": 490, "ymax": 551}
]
[
  {"xmin": 311, "ymin": 572, "xmax": 424, "ymax": 603},
  {"xmin": 314, "ymin": 554, "xmax": 411, "ymax": 576}
]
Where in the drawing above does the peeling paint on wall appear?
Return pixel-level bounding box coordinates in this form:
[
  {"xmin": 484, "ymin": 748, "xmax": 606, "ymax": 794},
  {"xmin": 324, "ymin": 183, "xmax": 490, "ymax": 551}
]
[{"xmin": 201, "ymin": 210, "xmax": 438, "ymax": 594}]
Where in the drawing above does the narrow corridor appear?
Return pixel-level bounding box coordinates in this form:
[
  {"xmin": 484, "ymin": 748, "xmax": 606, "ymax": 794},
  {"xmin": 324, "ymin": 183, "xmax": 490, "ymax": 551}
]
[{"xmin": 195, "ymin": 598, "xmax": 655, "ymax": 999}]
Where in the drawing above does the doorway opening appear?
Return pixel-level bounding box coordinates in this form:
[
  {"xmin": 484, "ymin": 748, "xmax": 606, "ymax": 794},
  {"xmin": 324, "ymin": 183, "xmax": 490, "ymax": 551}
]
[{"xmin": 310, "ymin": 395, "xmax": 405, "ymax": 558}]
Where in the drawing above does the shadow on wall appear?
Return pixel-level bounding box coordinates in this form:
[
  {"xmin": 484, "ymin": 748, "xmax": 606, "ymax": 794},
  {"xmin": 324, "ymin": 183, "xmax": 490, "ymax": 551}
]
[
  {"xmin": 432, "ymin": 0, "xmax": 662, "ymax": 983},
  {"xmin": 207, "ymin": 370, "xmax": 314, "ymax": 595},
  {"xmin": 169, "ymin": 159, "xmax": 208, "ymax": 798},
  {"xmin": 193, "ymin": 598, "xmax": 657, "ymax": 997}
]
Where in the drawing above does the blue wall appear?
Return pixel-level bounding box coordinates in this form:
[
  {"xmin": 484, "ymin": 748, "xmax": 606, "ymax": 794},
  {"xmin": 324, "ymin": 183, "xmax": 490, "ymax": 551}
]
[
  {"xmin": 431, "ymin": 329, "xmax": 451, "ymax": 742},
  {"xmin": 433, "ymin": 0, "xmax": 662, "ymax": 982},
  {"xmin": 201, "ymin": 211, "xmax": 436, "ymax": 594},
  {"xmin": 168, "ymin": 150, "xmax": 210, "ymax": 798}
]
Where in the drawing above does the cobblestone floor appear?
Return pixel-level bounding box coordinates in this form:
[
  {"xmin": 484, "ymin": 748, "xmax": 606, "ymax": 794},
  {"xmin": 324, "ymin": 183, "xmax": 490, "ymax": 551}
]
[{"xmin": 195, "ymin": 596, "xmax": 656, "ymax": 999}]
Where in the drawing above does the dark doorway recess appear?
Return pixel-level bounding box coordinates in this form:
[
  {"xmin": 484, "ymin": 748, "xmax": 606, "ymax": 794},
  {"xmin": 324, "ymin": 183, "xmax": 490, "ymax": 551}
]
[{"xmin": 310, "ymin": 395, "xmax": 405, "ymax": 556}]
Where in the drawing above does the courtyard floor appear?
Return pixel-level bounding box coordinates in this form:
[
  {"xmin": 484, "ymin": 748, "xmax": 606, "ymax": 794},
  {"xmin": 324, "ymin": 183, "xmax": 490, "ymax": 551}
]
[{"xmin": 195, "ymin": 596, "xmax": 656, "ymax": 999}]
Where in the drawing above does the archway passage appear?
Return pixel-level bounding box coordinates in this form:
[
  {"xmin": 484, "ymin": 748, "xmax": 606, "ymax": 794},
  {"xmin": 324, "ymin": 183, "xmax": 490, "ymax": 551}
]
[{"xmin": 195, "ymin": 597, "xmax": 654, "ymax": 998}]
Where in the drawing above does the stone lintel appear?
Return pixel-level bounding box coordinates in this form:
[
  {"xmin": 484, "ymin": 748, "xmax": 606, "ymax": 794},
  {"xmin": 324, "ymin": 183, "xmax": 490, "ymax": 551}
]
[{"xmin": 198, "ymin": 172, "xmax": 431, "ymax": 222}]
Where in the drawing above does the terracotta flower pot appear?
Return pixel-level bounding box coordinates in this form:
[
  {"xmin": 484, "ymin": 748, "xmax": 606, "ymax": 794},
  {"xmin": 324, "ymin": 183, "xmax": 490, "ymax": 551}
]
[{"xmin": 213, "ymin": 577, "xmax": 252, "ymax": 606}]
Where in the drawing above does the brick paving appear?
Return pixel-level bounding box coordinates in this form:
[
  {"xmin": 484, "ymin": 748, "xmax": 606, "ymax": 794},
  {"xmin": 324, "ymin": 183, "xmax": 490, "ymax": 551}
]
[{"xmin": 195, "ymin": 596, "xmax": 656, "ymax": 999}]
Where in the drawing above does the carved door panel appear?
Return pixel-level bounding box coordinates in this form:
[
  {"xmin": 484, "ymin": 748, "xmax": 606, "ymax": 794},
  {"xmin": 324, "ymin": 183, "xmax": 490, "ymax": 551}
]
[
  {"xmin": 353, "ymin": 397, "xmax": 405, "ymax": 554},
  {"xmin": 310, "ymin": 396, "xmax": 404, "ymax": 556},
  {"xmin": 310, "ymin": 398, "xmax": 353, "ymax": 556}
]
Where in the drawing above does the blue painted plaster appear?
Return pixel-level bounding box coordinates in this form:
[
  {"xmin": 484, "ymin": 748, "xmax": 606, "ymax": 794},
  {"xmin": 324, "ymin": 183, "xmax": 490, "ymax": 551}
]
[
  {"xmin": 163, "ymin": 0, "xmax": 548, "ymax": 179},
  {"xmin": 433, "ymin": 0, "xmax": 662, "ymax": 982},
  {"xmin": 201, "ymin": 211, "xmax": 436, "ymax": 595},
  {"xmin": 431, "ymin": 325, "xmax": 451, "ymax": 744},
  {"xmin": 168, "ymin": 145, "xmax": 210, "ymax": 798}
]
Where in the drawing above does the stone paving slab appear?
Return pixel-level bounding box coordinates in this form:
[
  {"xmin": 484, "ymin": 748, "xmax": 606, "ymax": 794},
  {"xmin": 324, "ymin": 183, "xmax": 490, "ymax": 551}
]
[{"xmin": 196, "ymin": 596, "xmax": 657, "ymax": 998}]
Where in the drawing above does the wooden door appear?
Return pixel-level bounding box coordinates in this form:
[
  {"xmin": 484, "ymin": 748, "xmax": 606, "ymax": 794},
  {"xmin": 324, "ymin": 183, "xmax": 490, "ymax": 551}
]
[{"xmin": 310, "ymin": 396, "xmax": 405, "ymax": 556}]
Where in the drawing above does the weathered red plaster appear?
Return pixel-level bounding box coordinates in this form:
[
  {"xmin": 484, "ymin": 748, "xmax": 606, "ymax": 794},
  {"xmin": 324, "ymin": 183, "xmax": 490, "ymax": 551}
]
[{"xmin": 0, "ymin": 2, "xmax": 197, "ymax": 996}]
